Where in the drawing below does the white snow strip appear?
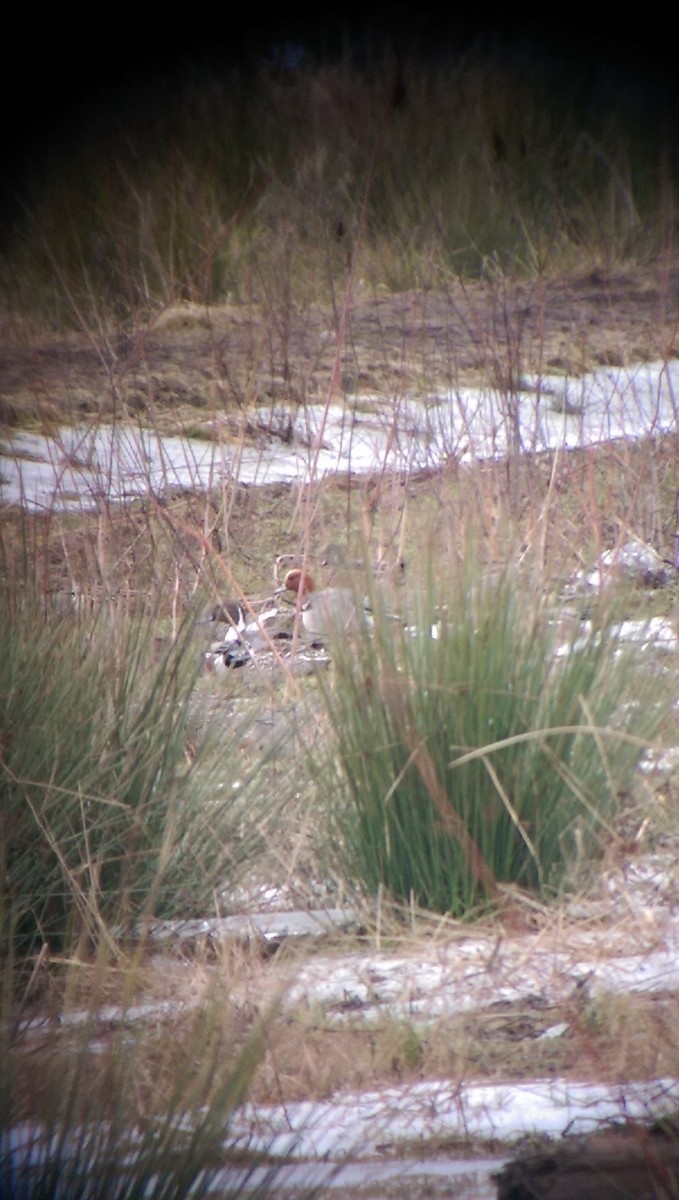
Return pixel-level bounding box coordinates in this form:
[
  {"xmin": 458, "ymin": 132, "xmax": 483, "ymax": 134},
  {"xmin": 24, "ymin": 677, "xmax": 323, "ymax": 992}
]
[{"xmin": 2, "ymin": 360, "xmax": 678, "ymax": 511}]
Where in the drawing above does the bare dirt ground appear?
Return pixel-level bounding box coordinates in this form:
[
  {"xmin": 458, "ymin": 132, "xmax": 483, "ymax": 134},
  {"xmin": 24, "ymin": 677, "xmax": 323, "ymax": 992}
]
[{"xmin": 2, "ymin": 266, "xmax": 678, "ymax": 430}]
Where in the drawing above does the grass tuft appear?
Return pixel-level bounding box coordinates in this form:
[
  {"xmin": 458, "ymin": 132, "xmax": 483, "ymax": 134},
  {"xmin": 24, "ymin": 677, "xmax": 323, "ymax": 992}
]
[
  {"xmin": 317, "ymin": 561, "xmax": 671, "ymax": 917},
  {"xmin": 0, "ymin": 591, "xmax": 284, "ymax": 959}
]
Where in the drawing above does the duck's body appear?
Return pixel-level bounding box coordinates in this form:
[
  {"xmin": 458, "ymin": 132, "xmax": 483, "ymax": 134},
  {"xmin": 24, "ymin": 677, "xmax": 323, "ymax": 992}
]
[
  {"xmin": 204, "ymin": 641, "xmax": 250, "ymax": 673},
  {"xmin": 199, "ymin": 599, "xmax": 250, "ymax": 632},
  {"xmin": 198, "ymin": 595, "xmax": 282, "ymax": 671},
  {"xmin": 276, "ymin": 568, "xmax": 372, "ymax": 638},
  {"xmin": 302, "ymin": 585, "xmax": 367, "ymax": 637}
]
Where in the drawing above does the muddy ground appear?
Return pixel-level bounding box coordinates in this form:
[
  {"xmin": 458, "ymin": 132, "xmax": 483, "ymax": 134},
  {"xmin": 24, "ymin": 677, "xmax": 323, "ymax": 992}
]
[{"xmin": 2, "ymin": 266, "xmax": 677, "ymax": 431}]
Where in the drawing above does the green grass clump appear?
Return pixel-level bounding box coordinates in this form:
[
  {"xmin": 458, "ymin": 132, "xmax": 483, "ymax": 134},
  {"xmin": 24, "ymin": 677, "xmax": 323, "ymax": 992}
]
[
  {"xmin": 0, "ymin": 594, "xmax": 278, "ymax": 958},
  {"xmin": 319, "ymin": 566, "xmax": 668, "ymax": 917}
]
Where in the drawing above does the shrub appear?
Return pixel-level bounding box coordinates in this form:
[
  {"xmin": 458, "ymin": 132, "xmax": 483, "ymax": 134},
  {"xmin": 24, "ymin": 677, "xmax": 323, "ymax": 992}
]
[{"xmin": 319, "ymin": 567, "xmax": 668, "ymax": 916}]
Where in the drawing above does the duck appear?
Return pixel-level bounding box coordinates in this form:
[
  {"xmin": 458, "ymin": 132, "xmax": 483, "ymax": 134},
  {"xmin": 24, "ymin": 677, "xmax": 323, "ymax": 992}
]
[
  {"xmin": 197, "ymin": 599, "xmax": 252, "ymax": 634},
  {"xmin": 203, "ymin": 641, "xmax": 251, "ymax": 673},
  {"xmin": 198, "ymin": 594, "xmax": 286, "ymax": 672},
  {"xmin": 275, "ymin": 567, "xmax": 373, "ymax": 638},
  {"xmin": 197, "ymin": 593, "xmax": 281, "ymax": 637}
]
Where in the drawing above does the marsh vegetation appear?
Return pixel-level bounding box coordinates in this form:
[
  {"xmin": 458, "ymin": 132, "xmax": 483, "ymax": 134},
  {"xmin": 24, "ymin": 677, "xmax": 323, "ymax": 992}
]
[{"xmin": 2, "ymin": 42, "xmax": 679, "ymax": 1199}]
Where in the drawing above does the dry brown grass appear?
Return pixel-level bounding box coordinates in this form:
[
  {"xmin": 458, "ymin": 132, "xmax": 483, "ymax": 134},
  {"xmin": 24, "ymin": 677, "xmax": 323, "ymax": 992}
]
[
  {"xmin": 12, "ymin": 903, "xmax": 679, "ymax": 1124},
  {"xmin": 3, "ymin": 425, "xmax": 677, "ymax": 632}
]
